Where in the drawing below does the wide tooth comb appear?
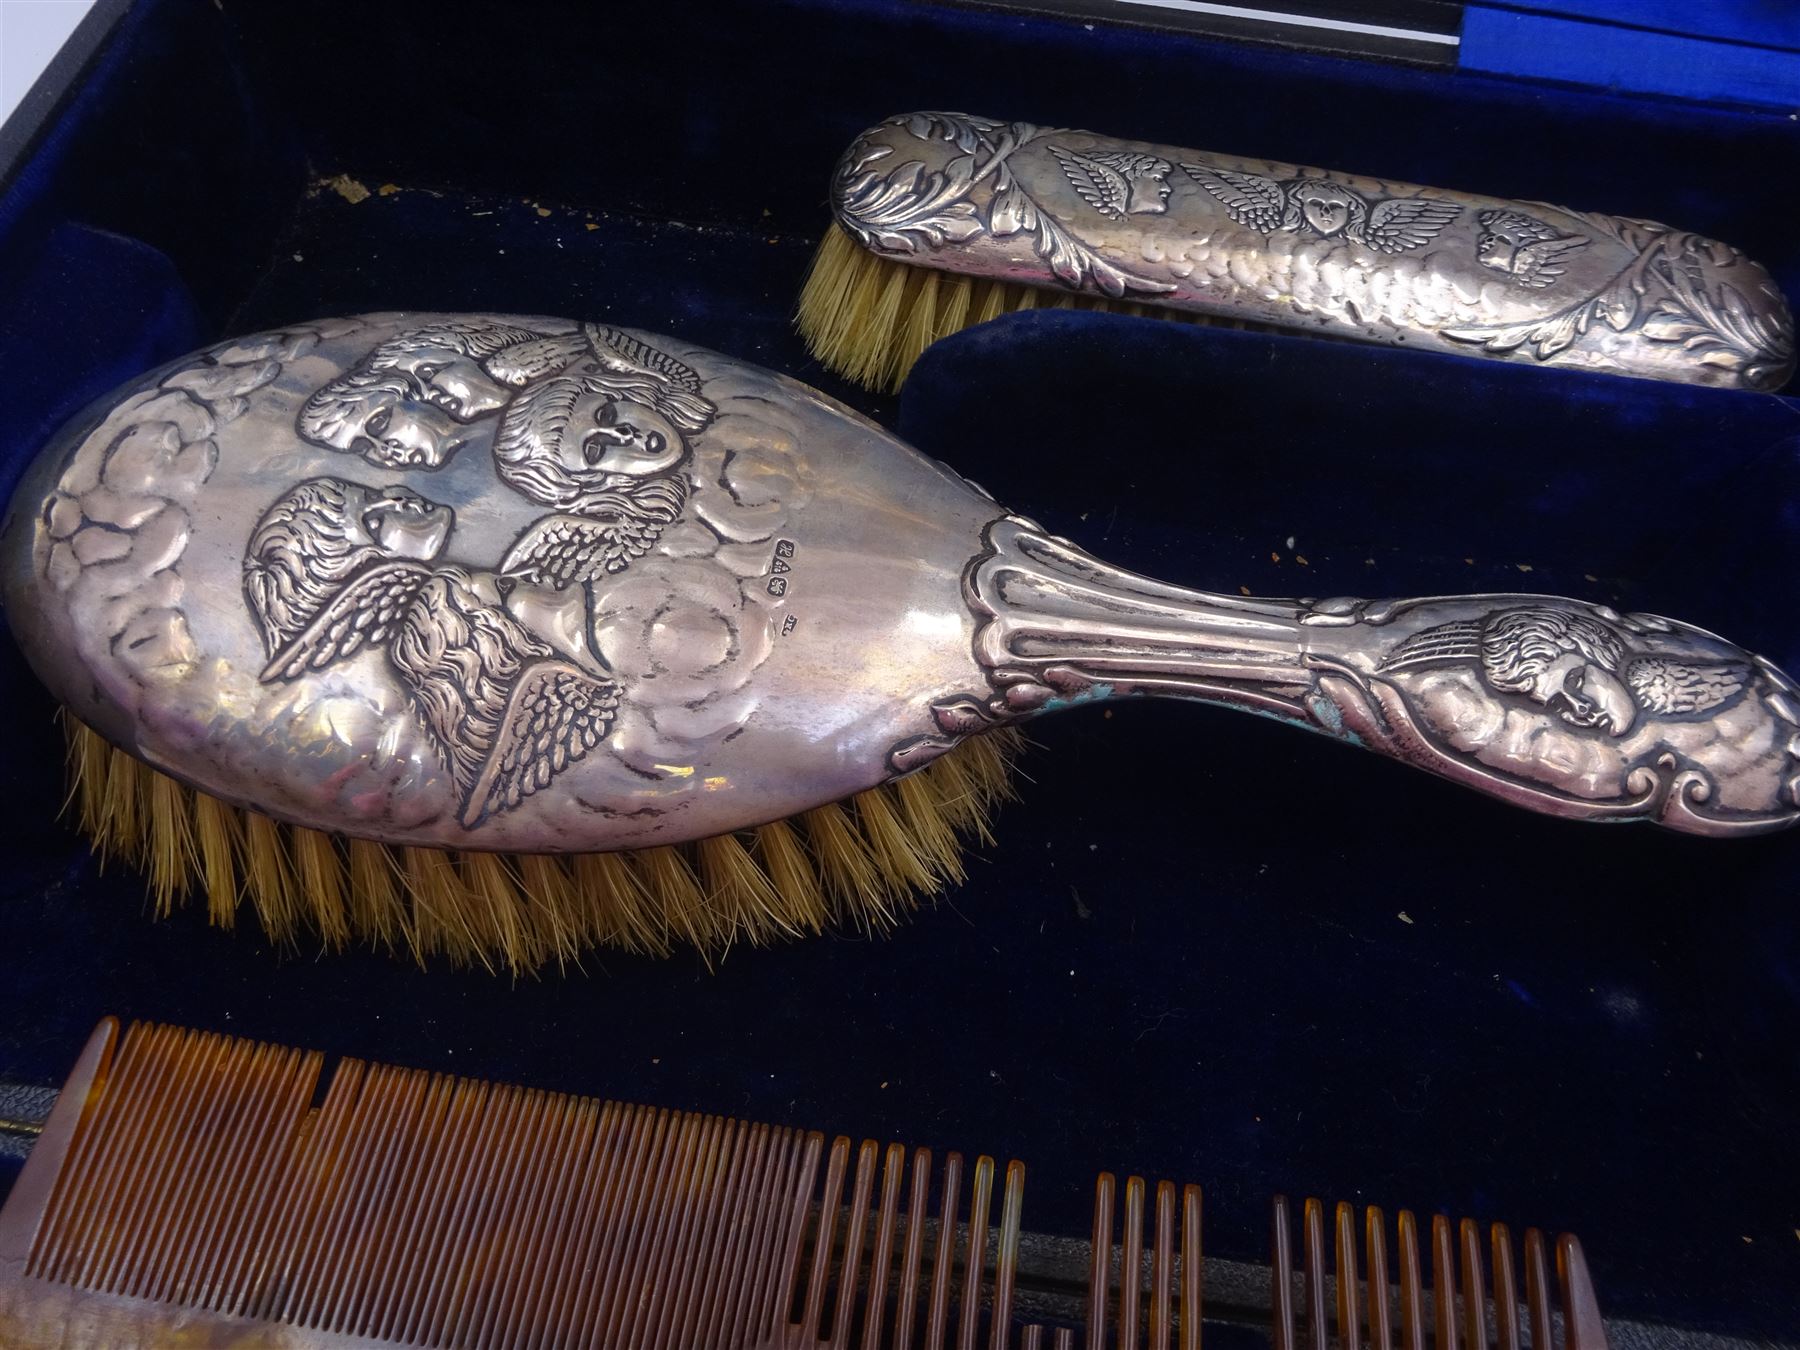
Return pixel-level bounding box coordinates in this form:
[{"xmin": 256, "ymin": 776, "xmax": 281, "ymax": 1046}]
[
  {"xmin": 1269, "ymin": 1196, "xmax": 1609, "ymax": 1350},
  {"xmin": 0, "ymin": 1021, "xmax": 1610, "ymax": 1350}
]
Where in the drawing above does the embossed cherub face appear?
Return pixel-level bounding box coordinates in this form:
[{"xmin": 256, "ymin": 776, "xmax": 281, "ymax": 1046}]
[
  {"xmin": 1297, "ymin": 182, "xmax": 1358, "ymax": 237},
  {"xmin": 1518, "ymin": 650, "xmax": 1636, "ymax": 736},
  {"xmin": 555, "ymin": 393, "xmax": 686, "ymax": 479},
  {"xmin": 382, "ymin": 341, "xmax": 512, "ymax": 420},
  {"xmin": 299, "ymin": 375, "xmax": 466, "ymax": 470},
  {"xmin": 345, "ymin": 482, "xmax": 454, "ymax": 560}
]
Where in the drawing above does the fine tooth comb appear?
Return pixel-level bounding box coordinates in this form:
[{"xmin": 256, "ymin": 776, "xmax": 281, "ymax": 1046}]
[
  {"xmin": 4, "ymin": 314, "xmax": 1797, "ymax": 973},
  {"xmin": 0, "ymin": 1019, "xmax": 1609, "ymax": 1349},
  {"xmin": 798, "ymin": 111, "xmax": 1796, "ymax": 393}
]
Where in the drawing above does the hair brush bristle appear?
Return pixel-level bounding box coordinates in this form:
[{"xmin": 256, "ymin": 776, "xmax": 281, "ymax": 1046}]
[
  {"xmin": 60, "ymin": 713, "xmax": 1021, "ymax": 974},
  {"xmin": 798, "ymin": 221, "xmax": 1198, "ymax": 392}
]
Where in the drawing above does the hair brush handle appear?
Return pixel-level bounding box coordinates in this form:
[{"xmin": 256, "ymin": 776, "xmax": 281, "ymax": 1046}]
[
  {"xmin": 830, "ymin": 112, "xmax": 1795, "ymax": 391},
  {"xmin": 916, "ymin": 516, "xmax": 1799, "ymax": 836}
]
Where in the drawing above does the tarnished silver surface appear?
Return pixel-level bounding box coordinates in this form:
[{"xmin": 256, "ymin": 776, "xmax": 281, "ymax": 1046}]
[
  {"xmin": 2, "ymin": 313, "xmax": 1796, "ymax": 847},
  {"xmin": 832, "ymin": 112, "xmax": 1796, "ymax": 391}
]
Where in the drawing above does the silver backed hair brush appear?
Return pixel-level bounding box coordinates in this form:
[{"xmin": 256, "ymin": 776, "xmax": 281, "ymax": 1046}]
[
  {"xmin": 798, "ymin": 111, "xmax": 1796, "ymax": 392},
  {"xmin": 3, "ymin": 314, "xmax": 1796, "ymax": 970}
]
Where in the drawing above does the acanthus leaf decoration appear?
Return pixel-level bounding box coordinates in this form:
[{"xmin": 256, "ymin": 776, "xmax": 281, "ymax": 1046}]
[{"xmin": 835, "ymin": 112, "xmax": 1176, "ymax": 298}]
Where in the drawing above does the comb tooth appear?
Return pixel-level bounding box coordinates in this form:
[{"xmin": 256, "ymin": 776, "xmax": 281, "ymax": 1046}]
[
  {"xmin": 828, "ymin": 1139, "xmax": 881, "ymax": 1350},
  {"xmin": 1431, "ymin": 1216, "xmax": 1459, "ymax": 1350},
  {"xmin": 927, "ymin": 1151, "xmax": 965, "ymax": 1350},
  {"xmin": 77, "ymin": 1026, "xmax": 211, "ymax": 1292},
  {"xmin": 1459, "ymin": 1219, "xmax": 1487, "ymax": 1350},
  {"xmin": 300, "ymin": 1065, "xmax": 412, "ymax": 1332},
  {"xmin": 135, "ymin": 1036, "xmax": 271, "ymax": 1304},
  {"xmin": 707, "ymin": 1122, "xmax": 776, "ymax": 1349},
  {"xmin": 1087, "ymin": 1172, "xmax": 1116, "ymax": 1350},
  {"xmin": 587, "ymin": 1105, "xmax": 683, "ymax": 1346},
  {"xmin": 1148, "ymin": 1180, "xmax": 1175, "ymax": 1350},
  {"xmin": 1365, "ymin": 1208, "xmax": 1392, "ymax": 1350},
  {"xmin": 991, "ymin": 1160, "xmax": 1026, "ymax": 1350},
  {"xmin": 538, "ymin": 1100, "xmax": 627, "ymax": 1349},
  {"xmin": 727, "ymin": 1122, "xmax": 796, "ymax": 1346},
  {"xmin": 1120, "ymin": 1176, "xmax": 1145, "ymax": 1350},
  {"xmin": 380, "ymin": 1077, "xmax": 492, "ymax": 1342},
  {"xmin": 860, "ymin": 1142, "xmax": 909, "ymax": 1350},
  {"xmin": 103, "ymin": 1029, "xmax": 234, "ymax": 1295},
  {"xmin": 763, "ymin": 1130, "xmax": 827, "ymax": 1343},
  {"xmin": 349, "ymin": 1073, "xmax": 459, "ymax": 1337},
  {"xmin": 1491, "ymin": 1225, "xmax": 1519, "ymax": 1350},
  {"xmin": 563, "ymin": 1102, "xmax": 658, "ymax": 1350},
  {"xmin": 616, "ymin": 1108, "xmax": 710, "ymax": 1350},
  {"xmin": 686, "ymin": 1118, "xmax": 758, "ymax": 1349},
  {"xmin": 1303, "ymin": 1199, "xmax": 1328, "ymax": 1350},
  {"xmin": 573, "ymin": 1103, "xmax": 670, "ymax": 1346},
  {"xmin": 1180, "ymin": 1185, "xmax": 1202, "ymax": 1350},
  {"xmin": 673, "ymin": 1115, "xmax": 749, "ymax": 1350},
  {"xmin": 1056, "ymin": 1331, "xmax": 1077, "ymax": 1350},
  {"xmin": 798, "ymin": 1135, "xmax": 853, "ymax": 1343},
  {"xmin": 307, "ymin": 1062, "xmax": 423, "ymax": 1331},
  {"xmin": 1024, "ymin": 1328, "xmax": 1045, "ymax": 1350},
  {"xmin": 1522, "ymin": 1231, "xmax": 1551, "ymax": 1350},
  {"xmin": 892, "ymin": 1147, "xmax": 934, "ymax": 1349},
  {"xmin": 958, "ymin": 1156, "xmax": 996, "ymax": 1350},
  {"xmin": 1272, "ymin": 1195, "xmax": 1296, "ymax": 1350},
  {"xmin": 26, "ymin": 1020, "xmax": 140, "ymax": 1283},
  {"xmin": 418, "ymin": 1081, "xmax": 535, "ymax": 1343},
  {"xmin": 1396, "ymin": 1212, "xmax": 1426, "ymax": 1350},
  {"xmin": 603, "ymin": 1105, "xmax": 695, "ymax": 1349},
  {"xmin": 1555, "ymin": 1237, "xmax": 1607, "ymax": 1350},
  {"xmin": 1336, "ymin": 1202, "xmax": 1361, "ymax": 1350},
  {"xmin": 646, "ymin": 1112, "xmax": 727, "ymax": 1350},
  {"xmin": 243, "ymin": 1055, "xmax": 370, "ymax": 1321},
  {"xmin": 481, "ymin": 1089, "xmax": 594, "ymax": 1350},
  {"xmin": 180, "ymin": 1042, "xmax": 317, "ymax": 1310}
]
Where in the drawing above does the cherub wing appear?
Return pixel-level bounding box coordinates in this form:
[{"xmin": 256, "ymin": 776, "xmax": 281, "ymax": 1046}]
[
  {"xmin": 584, "ymin": 324, "xmax": 717, "ymax": 432},
  {"xmin": 1181, "ymin": 165, "xmax": 1289, "ymax": 233},
  {"xmin": 1511, "ymin": 234, "xmax": 1590, "ymax": 289},
  {"xmin": 259, "ymin": 561, "xmax": 436, "ymax": 682},
  {"xmin": 1047, "ymin": 144, "xmax": 1130, "ymax": 220},
  {"xmin": 1625, "ymin": 657, "xmax": 1752, "ymax": 716},
  {"xmin": 1359, "ymin": 198, "xmax": 1462, "ymax": 254},
  {"xmin": 459, "ymin": 659, "xmax": 621, "ymax": 828},
  {"xmin": 500, "ymin": 513, "xmax": 640, "ymax": 588},
  {"xmin": 482, "ymin": 334, "xmax": 589, "ymax": 387}
]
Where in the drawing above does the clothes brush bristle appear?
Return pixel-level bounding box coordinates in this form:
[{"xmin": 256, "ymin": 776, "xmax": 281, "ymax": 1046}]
[
  {"xmin": 796, "ymin": 221, "xmax": 1193, "ymax": 392},
  {"xmin": 60, "ymin": 717, "xmax": 1021, "ymax": 973}
]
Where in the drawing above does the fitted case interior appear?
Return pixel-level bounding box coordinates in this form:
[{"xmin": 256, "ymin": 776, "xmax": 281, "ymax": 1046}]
[{"xmin": 0, "ymin": 0, "xmax": 1796, "ymax": 1334}]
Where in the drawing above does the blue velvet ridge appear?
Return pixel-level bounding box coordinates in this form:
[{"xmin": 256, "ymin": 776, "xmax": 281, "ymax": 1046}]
[{"xmin": 0, "ymin": 0, "xmax": 1797, "ymax": 1335}]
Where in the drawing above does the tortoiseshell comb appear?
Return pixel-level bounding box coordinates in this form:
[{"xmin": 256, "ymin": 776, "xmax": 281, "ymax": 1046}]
[{"xmin": 0, "ymin": 1020, "xmax": 1610, "ymax": 1349}]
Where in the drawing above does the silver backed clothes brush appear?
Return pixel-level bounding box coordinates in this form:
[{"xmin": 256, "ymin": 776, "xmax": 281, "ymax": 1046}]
[
  {"xmin": 2, "ymin": 315, "xmax": 1796, "ymax": 961},
  {"xmin": 800, "ymin": 111, "xmax": 1796, "ymax": 392}
]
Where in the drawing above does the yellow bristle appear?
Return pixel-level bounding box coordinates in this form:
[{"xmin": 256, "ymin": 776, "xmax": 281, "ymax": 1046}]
[
  {"xmin": 241, "ymin": 814, "xmax": 300, "ymax": 945},
  {"xmin": 291, "ymin": 827, "xmax": 350, "ymax": 950},
  {"xmin": 458, "ymin": 853, "xmax": 536, "ymax": 976},
  {"xmin": 891, "ymin": 771, "xmax": 967, "ymax": 888},
  {"xmin": 191, "ymin": 792, "xmax": 243, "ymax": 927},
  {"xmin": 798, "ymin": 801, "xmax": 889, "ymax": 925},
  {"xmin": 570, "ymin": 852, "xmax": 668, "ymax": 956},
  {"xmin": 145, "ymin": 771, "xmax": 198, "ymax": 917},
  {"xmin": 750, "ymin": 817, "xmax": 826, "ymax": 936},
  {"xmin": 346, "ymin": 838, "xmax": 405, "ymax": 953},
  {"xmin": 893, "ymin": 268, "xmax": 944, "ymax": 386},
  {"xmin": 694, "ymin": 833, "xmax": 795, "ymax": 946},
  {"xmin": 55, "ymin": 715, "xmax": 1024, "ymax": 970},
  {"xmin": 631, "ymin": 846, "xmax": 714, "ymax": 952},
  {"xmin": 516, "ymin": 854, "xmax": 581, "ymax": 970}
]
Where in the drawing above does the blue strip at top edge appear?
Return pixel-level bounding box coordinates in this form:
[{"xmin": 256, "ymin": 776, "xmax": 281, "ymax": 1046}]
[{"xmin": 1461, "ymin": 8, "xmax": 1800, "ymax": 111}]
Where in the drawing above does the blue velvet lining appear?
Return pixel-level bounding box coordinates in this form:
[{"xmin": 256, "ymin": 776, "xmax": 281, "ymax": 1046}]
[{"xmin": 1, "ymin": 0, "xmax": 1797, "ymax": 1334}]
